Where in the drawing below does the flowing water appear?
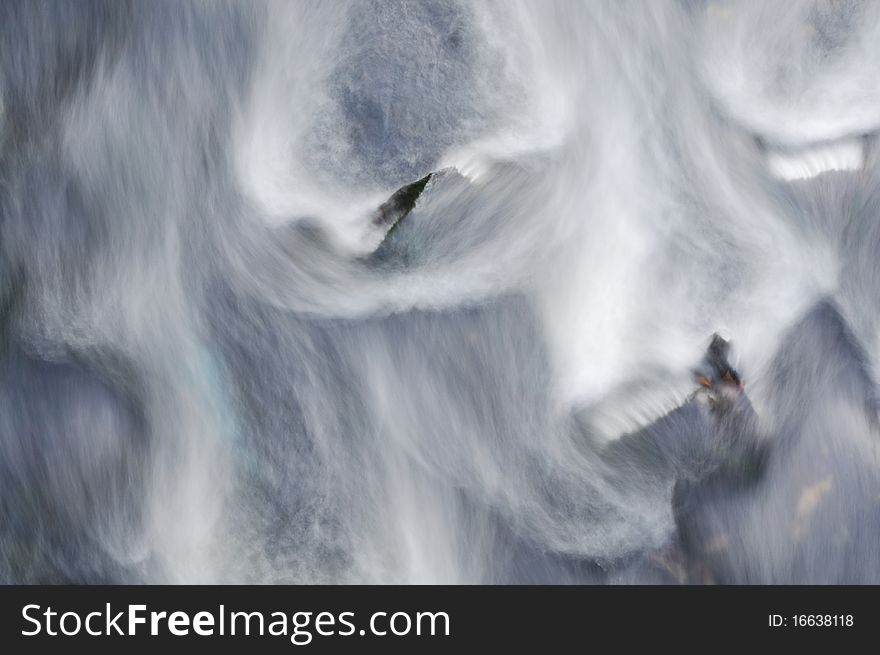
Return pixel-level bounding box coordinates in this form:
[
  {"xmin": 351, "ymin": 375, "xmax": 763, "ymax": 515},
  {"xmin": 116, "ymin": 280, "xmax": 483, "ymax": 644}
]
[{"xmin": 1, "ymin": 0, "xmax": 879, "ymax": 583}]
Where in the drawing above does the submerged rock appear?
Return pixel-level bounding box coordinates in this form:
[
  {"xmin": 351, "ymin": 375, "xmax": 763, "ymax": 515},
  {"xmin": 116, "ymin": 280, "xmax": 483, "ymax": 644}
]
[
  {"xmin": 366, "ymin": 166, "xmax": 470, "ymax": 267},
  {"xmin": 639, "ymin": 300, "xmax": 880, "ymax": 584},
  {"xmin": 370, "ymin": 171, "xmax": 435, "ymax": 237},
  {"xmin": 599, "ymin": 333, "xmax": 768, "ymax": 583}
]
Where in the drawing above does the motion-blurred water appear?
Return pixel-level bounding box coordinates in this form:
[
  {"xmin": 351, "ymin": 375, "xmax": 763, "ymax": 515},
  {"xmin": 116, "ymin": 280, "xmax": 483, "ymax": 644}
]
[{"xmin": 1, "ymin": 0, "xmax": 879, "ymax": 583}]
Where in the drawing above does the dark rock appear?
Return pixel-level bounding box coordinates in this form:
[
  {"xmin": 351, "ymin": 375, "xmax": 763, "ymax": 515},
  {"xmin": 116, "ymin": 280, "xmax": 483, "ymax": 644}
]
[{"xmin": 370, "ymin": 171, "xmax": 434, "ymax": 236}]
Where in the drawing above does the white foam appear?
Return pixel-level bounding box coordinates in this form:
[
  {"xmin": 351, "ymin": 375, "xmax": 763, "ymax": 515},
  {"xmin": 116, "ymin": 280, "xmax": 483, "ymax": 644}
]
[{"xmin": 765, "ymin": 138, "xmax": 864, "ymax": 181}]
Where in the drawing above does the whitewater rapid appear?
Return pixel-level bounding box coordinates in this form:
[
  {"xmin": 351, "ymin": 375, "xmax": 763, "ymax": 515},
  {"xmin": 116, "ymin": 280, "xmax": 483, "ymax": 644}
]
[{"xmin": 1, "ymin": 0, "xmax": 879, "ymax": 583}]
